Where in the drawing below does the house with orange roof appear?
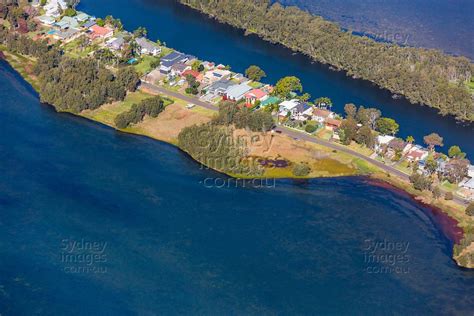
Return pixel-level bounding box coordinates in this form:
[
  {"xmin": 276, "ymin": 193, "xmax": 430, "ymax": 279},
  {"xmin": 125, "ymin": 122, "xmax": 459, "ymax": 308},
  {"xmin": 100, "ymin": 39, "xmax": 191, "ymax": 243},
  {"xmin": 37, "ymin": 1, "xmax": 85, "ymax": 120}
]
[
  {"xmin": 88, "ymin": 25, "xmax": 113, "ymax": 40},
  {"xmin": 182, "ymin": 69, "xmax": 203, "ymax": 82}
]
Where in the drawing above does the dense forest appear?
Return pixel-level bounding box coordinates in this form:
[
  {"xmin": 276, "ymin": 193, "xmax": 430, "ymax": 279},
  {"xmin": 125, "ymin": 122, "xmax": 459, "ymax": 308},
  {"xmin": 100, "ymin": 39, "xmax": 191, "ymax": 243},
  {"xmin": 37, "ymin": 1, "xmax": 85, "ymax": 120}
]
[
  {"xmin": 0, "ymin": 28, "xmax": 140, "ymax": 113},
  {"xmin": 178, "ymin": 0, "xmax": 474, "ymax": 122}
]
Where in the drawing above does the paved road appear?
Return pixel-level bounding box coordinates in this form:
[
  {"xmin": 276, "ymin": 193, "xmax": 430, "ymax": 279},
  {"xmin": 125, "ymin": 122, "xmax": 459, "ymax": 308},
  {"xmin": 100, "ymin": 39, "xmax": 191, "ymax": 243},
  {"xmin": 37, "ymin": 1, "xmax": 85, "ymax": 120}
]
[
  {"xmin": 140, "ymin": 81, "xmax": 469, "ymax": 205},
  {"xmin": 274, "ymin": 126, "xmax": 410, "ymax": 180},
  {"xmin": 140, "ymin": 82, "xmax": 218, "ymax": 111}
]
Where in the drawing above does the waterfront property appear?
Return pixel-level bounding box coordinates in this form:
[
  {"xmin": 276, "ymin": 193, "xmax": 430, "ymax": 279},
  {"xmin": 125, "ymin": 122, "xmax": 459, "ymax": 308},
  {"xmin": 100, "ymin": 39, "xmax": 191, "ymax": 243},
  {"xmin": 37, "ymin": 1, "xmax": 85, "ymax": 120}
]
[
  {"xmin": 224, "ymin": 82, "xmax": 252, "ymax": 102},
  {"xmin": 136, "ymin": 37, "xmax": 161, "ymax": 56}
]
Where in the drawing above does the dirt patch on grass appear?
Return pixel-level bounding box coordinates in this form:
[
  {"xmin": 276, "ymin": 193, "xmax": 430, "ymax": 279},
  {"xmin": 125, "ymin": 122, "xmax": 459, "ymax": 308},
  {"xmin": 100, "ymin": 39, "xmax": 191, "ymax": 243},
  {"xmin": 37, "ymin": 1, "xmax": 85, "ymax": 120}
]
[
  {"xmin": 132, "ymin": 103, "xmax": 213, "ymax": 144},
  {"xmin": 233, "ymin": 130, "xmax": 358, "ymax": 177}
]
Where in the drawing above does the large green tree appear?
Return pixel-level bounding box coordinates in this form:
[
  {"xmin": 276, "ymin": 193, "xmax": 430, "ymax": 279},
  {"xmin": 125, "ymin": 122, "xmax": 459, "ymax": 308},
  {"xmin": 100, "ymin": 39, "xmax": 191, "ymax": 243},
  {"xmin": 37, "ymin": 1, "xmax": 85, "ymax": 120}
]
[
  {"xmin": 274, "ymin": 76, "xmax": 302, "ymax": 98},
  {"xmin": 245, "ymin": 65, "xmax": 266, "ymax": 81}
]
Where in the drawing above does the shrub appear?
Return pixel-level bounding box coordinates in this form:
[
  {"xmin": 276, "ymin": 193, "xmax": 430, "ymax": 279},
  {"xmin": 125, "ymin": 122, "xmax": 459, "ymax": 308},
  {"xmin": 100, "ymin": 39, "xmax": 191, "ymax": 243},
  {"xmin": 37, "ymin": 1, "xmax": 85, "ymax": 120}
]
[
  {"xmin": 292, "ymin": 163, "xmax": 311, "ymax": 177},
  {"xmin": 445, "ymin": 192, "xmax": 454, "ymax": 200},
  {"xmin": 466, "ymin": 203, "xmax": 474, "ymax": 216},
  {"xmin": 305, "ymin": 124, "xmax": 317, "ymax": 133}
]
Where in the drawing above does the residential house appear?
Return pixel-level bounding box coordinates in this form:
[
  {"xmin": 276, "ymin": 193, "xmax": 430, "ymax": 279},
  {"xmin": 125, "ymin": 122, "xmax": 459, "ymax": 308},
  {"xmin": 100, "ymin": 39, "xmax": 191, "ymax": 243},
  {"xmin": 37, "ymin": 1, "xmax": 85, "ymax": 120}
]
[
  {"xmin": 202, "ymin": 69, "xmax": 231, "ymax": 85},
  {"xmin": 375, "ymin": 135, "xmax": 395, "ymax": 153},
  {"xmin": 312, "ymin": 108, "xmax": 335, "ymax": 123},
  {"xmin": 135, "ymin": 37, "xmax": 161, "ymax": 56},
  {"xmin": 245, "ymin": 89, "xmax": 268, "ymax": 107},
  {"xmin": 36, "ymin": 15, "xmax": 56, "ymax": 26},
  {"xmin": 278, "ymin": 99, "xmax": 300, "ymax": 118},
  {"xmin": 225, "ymin": 83, "xmax": 252, "ymax": 102},
  {"xmin": 406, "ymin": 146, "xmax": 429, "ymax": 162},
  {"xmin": 75, "ymin": 13, "xmax": 92, "ymax": 23},
  {"xmin": 159, "ymin": 51, "xmax": 190, "ymax": 74},
  {"xmin": 82, "ymin": 20, "xmax": 96, "ymax": 29},
  {"xmin": 55, "ymin": 16, "xmax": 79, "ymax": 29},
  {"xmin": 182, "ymin": 69, "xmax": 203, "ymax": 83},
  {"xmin": 205, "ymin": 80, "xmax": 235, "ymax": 97},
  {"xmin": 171, "ymin": 63, "xmax": 191, "ymax": 77},
  {"xmin": 202, "ymin": 61, "xmax": 215, "ymax": 70},
  {"xmin": 385, "ymin": 138, "xmax": 407, "ymax": 159},
  {"xmin": 106, "ymin": 36, "xmax": 126, "ymax": 51},
  {"xmin": 292, "ymin": 103, "xmax": 313, "ymax": 121},
  {"xmin": 325, "ymin": 118, "xmax": 342, "ymax": 131},
  {"xmin": 88, "ymin": 25, "xmax": 113, "ymax": 40},
  {"xmin": 260, "ymin": 96, "xmax": 280, "ymax": 108},
  {"xmin": 54, "ymin": 28, "xmax": 80, "ymax": 42}
]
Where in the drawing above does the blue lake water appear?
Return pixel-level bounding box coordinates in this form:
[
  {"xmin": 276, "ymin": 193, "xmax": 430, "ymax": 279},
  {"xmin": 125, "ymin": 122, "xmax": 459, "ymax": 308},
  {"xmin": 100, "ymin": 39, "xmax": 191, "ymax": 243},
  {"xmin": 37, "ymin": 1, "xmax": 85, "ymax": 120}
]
[
  {"xmin": 79, "ymin": 0, "xmax": 474, "ymax": 159},
  {"xmin": 1, "ymin": 57, "xmax": 474, "ymax": 314}
]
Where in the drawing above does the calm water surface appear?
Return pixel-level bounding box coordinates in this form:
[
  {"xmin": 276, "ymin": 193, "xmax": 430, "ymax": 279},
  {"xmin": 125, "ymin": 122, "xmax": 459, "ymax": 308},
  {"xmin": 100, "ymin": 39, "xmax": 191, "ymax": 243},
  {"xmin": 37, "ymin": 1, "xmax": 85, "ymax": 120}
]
[
  {"xmin": 1, "ymin": 58, "xmax": 474, "ymax": 314},
  {"xmin": 79, "ymin": 0, "xmax": 474, "ymax": 159}
]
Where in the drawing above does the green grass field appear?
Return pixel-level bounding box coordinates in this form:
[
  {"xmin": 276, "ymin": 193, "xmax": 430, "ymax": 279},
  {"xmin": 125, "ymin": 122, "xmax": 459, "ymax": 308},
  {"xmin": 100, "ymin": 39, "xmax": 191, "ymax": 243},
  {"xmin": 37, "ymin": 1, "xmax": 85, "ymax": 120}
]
[{"xmin": 82, "ymin": 90, "xmax": 157, "ymax": 125}]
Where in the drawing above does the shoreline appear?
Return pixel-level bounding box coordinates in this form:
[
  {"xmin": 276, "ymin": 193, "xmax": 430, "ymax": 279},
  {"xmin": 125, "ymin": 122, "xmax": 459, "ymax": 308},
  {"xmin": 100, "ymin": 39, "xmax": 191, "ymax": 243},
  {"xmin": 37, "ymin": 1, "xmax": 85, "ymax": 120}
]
[{"xmin": 1, "ymin": 26, "xmax": 472, "ymax": 268}]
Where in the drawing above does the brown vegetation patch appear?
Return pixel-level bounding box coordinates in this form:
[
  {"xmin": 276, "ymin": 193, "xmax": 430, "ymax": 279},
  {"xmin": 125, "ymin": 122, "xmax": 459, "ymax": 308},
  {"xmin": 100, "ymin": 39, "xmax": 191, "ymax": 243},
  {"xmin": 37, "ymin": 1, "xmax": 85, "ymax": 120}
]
[{"xmin": 133, "ymin": 103, "xmax": 213, "ymax": 144}]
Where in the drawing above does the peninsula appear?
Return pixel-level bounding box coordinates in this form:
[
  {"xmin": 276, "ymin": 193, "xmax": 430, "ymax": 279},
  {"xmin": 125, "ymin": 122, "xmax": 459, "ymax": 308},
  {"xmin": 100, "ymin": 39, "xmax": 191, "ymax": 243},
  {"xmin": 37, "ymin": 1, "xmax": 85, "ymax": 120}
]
[{"xmin": 0, "ymin": 0, "xmax": 473, "ymax": 268}]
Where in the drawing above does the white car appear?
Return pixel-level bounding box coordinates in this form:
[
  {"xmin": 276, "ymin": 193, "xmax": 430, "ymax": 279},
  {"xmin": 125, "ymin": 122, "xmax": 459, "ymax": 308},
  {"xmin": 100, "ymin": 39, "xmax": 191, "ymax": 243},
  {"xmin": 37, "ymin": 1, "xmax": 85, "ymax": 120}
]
[{"xmin": 186, "ymin": 103, "xmax": 196, "ymax": 109}]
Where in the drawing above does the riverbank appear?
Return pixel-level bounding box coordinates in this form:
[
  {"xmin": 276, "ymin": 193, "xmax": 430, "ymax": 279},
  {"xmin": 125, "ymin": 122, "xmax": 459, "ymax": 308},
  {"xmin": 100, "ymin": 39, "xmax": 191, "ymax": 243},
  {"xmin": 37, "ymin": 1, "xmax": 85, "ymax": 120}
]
[
  {"xmin": 2, "ymin": 48, "xmax": 473, "ymax": 268},
  {"xmin": 177, "ymin": 0, "xmax": 474, "ymax": 122}
]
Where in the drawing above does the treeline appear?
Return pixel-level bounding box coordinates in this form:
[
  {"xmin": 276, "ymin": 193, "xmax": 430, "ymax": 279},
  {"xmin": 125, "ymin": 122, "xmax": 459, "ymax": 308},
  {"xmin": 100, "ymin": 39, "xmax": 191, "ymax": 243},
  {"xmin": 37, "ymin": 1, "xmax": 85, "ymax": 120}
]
[
  {"xmin": 178, "ymin": 123, "xmax": 263, "ymax": 176},
  {"xmin": 115, "ymin": 96, "xmax": 166, "ymax": 128},
  {"xmin": 178, "ymin": 0, "xmax": 474, "ymax": 121},
  {"xmin": 178, "ymin": 100, "xmax": 272, "ymax": 176},
  {"xmin": 213, "ymin": 101, "xmax": 274, "ymax": 132},
  {"xmin": 0, "ymin": 30, "xmax": 140, "ymax": 113}
]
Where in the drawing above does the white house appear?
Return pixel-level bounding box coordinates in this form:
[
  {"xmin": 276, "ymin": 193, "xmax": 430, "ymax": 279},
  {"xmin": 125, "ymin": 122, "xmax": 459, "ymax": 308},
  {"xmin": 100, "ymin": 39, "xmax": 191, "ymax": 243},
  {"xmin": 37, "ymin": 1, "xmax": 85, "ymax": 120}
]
[
  {"xmin": 135, "ymin": 37, "xmax": 162, "ymax": 56},
  {"xmin": 375, "ymin": 135, "xmax": 395, "ymax": 153},
  {"xmin": 225, "ymin": 83, "xmax": 252, "ymax": 101}
]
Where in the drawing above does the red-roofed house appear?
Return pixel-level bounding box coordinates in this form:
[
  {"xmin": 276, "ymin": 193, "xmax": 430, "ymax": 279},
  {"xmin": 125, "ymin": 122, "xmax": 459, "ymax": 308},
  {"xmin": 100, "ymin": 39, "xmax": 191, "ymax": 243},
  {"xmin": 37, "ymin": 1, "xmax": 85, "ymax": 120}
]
[
  {"xmin": 182, "ymin": 69, "xmax": 203, "ymax": 82},
  {"xmin": 88, "ymin": 25, "xmax": 113, "ymax": 40},
  {"xmin": 325, "ymin": 118, "xmax": 342, "ymax": 130},
  {"xmin": 406, "ymin": 147, "xmax": 429, "ymax": 162},
  {"xmin": 245, "ymin": 89, "xmax": 268, "ymax": 107}
]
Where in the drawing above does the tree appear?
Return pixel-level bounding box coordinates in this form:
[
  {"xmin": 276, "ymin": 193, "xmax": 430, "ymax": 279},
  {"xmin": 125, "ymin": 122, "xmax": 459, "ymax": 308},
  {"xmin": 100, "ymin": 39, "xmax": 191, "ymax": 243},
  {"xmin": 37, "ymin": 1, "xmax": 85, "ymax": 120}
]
[
  {"xmin": 356, "ymin": 125, "xmax": 375, "ymax": 148},
  {"xmin": 432, "ymin": 186, "xmax": 442, "ymax": 199},
  {"xmin": 448, "ymin": 145, "xmax": 466, "ymax": 159},
  {"xmin": 340, "ymin": 118, "xmax": 358, "ymax": 145},
  {"xmin": 245, "ymin": 65, "xmax": 266, "ymax": 81},
  {"xmin": 192, "ymin": 60, "xmax": 202, "ymax": 71},
  {"xmin": 425, "ymin": 154, "xmax": 438, "ymax": 175},
  {"xmin": 64, "ymin": 8, "xmax": 76, "ymax": 17},
  {"xmin": 376, "ymin": 117, "xmax": 399, "ymax": 135},
  {"xmin": 133, "ymin": 26, "xmax": 147, "ymax": 38},
  {"xmin": 344, "ymin": 103, "xmax": 357, "ymax": 119},
  {"xmin": 185, "ymin": 74, "xmax": 200, "ymax": 95},
  {"xmin": 305, "ymin": 124, "xmax": 317, "ymax": 133},
  {"xmin": 95, "ymin": 18, "xmax": 105, "ymax": 27},
  {"xmin": 409, "ymin": 173, "xmax": 433, "ymax": 191},
  {"xmin": 424, "ymin": 133, "xmax": 444, "ymax": 151},
  {"xmin": 116, "ymin": 67, "xmax": 140, "ymax": 92},
  {"xmin": 315, "ymin": 97, "xmax": 332, "ymax": 109},
  {"xmin": 466, "ymin": 203, "xmax": 474, "ymax": 216},
  {"xmin": 444, "ymin": 158, "xmax": 469, "ymax": 184},
  {"xmin": 274, "ymin": 76, "xmax": 302, "ymax": 98},
  {"xmin": 406, "ymin": 135, "xmax": 415, "ymax": 144},
  {"xmin": 298, "ymin": 93, "xmax": 311, "ymax": 102}
]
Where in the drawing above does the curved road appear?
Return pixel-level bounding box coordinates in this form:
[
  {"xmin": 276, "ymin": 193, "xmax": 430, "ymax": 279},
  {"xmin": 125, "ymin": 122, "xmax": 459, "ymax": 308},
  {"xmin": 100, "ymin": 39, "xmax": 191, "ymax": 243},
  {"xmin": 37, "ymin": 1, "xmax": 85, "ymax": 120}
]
[{"xmin": 139, "ymin": 81, "xmax": 468, "ymax": 205}]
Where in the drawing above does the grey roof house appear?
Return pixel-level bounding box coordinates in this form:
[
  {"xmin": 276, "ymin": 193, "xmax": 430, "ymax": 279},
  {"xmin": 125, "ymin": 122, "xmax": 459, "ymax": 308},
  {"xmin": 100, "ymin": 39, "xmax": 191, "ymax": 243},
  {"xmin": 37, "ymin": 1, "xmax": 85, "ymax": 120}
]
[
  {"xmin": 136, "ymin": 37, "xmax": 161, "ymax": 56},
  {"xmin": 225, "ymin": 83, "xmax": 252, "ymax": 101}
]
